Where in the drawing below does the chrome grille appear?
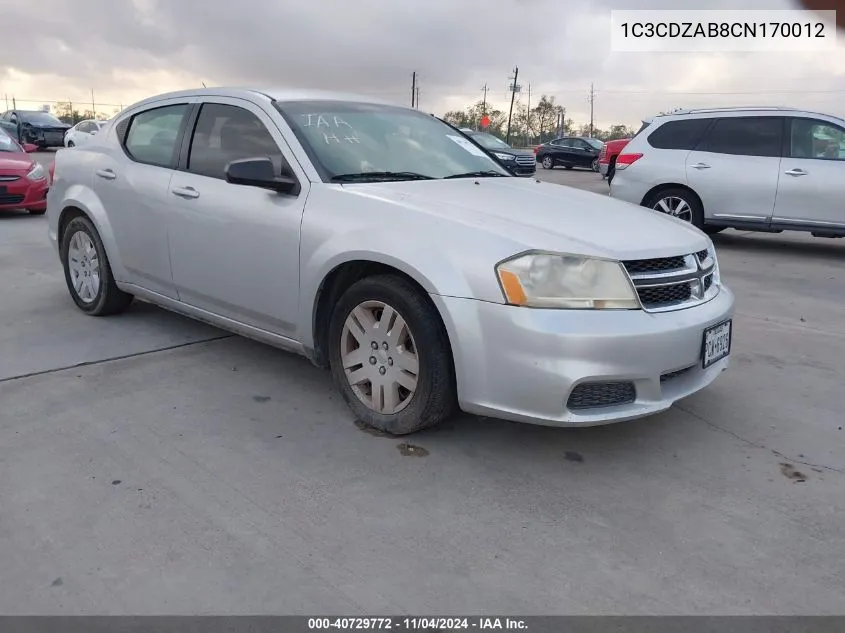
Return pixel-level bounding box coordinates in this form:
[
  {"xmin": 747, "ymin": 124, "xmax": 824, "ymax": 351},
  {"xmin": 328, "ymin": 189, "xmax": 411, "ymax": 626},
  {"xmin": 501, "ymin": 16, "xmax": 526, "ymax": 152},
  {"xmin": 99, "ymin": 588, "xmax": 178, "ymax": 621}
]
[
  {"xmin": 623, "ymin": 248, "xmax": 719, "ymax": 312},
  {"xmin": 515, "ymin": 155, "xmax": 535, "ymax": 166}
]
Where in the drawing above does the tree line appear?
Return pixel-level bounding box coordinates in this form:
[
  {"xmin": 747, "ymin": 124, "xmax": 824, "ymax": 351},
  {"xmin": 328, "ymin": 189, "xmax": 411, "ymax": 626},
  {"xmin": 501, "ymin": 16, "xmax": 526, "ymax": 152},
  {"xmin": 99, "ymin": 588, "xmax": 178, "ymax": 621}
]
[{"xmin": 442, "ymin": 94, "xmax": 636, "ymax": 147}]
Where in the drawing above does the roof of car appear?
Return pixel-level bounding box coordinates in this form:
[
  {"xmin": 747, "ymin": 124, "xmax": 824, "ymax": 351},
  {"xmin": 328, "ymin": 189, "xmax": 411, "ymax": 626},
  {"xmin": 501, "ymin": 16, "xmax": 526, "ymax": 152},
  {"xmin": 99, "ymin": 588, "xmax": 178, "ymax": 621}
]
[{"xmin": 127, "ymin": 87, "xmax": 399, "ymax": 112}]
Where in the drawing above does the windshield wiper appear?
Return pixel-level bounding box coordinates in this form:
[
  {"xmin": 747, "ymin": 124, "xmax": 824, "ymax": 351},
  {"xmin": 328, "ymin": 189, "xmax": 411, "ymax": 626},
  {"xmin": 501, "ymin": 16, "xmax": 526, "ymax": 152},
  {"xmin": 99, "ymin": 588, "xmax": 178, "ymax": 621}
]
[
  {"xmin": 331, "ymin": 171, "xmax": 434, "ymax": 182},
  {"xmin": 443, "ymin": 170, "xmax": 508, "ymax": 179}
]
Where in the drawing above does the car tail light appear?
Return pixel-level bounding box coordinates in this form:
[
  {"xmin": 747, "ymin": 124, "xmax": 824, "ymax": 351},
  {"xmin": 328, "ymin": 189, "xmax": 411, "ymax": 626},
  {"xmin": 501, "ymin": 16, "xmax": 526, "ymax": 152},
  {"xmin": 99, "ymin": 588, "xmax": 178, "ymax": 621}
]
[
  {"xmin": 533, "ymin": 145, "xmax": 540, "ymax": 154},
  {"xmin": 599, "ymin": 145, "xmax": 607, "ymax": 159},
  {"xmin": 614, "ymin": 153, "xmax": 643, "ymax": 170}
]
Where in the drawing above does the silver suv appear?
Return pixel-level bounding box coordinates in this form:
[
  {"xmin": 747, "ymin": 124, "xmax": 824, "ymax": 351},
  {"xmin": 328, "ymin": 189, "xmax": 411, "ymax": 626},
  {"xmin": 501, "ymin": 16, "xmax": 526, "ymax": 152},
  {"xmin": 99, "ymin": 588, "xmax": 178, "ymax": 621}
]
[{"xmin": 609, "ymin": 106, "xmax": 845, "ymax": 238}]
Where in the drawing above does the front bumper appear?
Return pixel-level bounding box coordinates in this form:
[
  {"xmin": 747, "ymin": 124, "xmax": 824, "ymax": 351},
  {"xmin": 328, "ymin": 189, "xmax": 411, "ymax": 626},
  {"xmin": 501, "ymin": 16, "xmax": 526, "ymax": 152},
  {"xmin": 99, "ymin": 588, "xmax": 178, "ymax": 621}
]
[
  {"xmin": 0, "ymin": 177, "xmax": 49, "ymax": 211},
  {"xmin": 433, "ymin": 286, "xmax": 734, "ymax": 426},
  {"xmin": 599, "ymin": 162, "xmax": 610, "ymax": 176}
]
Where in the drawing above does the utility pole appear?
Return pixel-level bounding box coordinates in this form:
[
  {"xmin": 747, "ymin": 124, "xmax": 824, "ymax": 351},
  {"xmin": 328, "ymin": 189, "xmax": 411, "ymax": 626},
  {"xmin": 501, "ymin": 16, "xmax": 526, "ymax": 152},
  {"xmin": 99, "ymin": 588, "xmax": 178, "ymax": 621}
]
[
  {"xmin": 12, "ymin": 96, "xmax": 16, "ymax": 109},
  {"xmin": 506, "ymin": 66, "xmax": 519, "ymax": 145},
  {"xmin": 415, "ymin": 85, "xmax": 420, "ymax": 110},
  {"xmin": 588, "ymin": 83, "xmax": 595, "ymax": 138},
  {"xmin": 4, "ymin": 94, "xmax": 7, "ymax": 109},
  {"xmin": 561, "ymin": 107, "xmax": 566, "ymax": 136},
  {"xmin": 481, "ymin": 83, "xmax": 488, "ymax": 115},
  {"xmin": 525, "ymin": 83, "xmax": 531, "ymax": 146},
  {"xmin": 411, "ymin": 72, "xmax": 416, "ymax": 108},
  {"xmin": 91, "ymin": 89, "xmax": 96, "ymax": 117}
]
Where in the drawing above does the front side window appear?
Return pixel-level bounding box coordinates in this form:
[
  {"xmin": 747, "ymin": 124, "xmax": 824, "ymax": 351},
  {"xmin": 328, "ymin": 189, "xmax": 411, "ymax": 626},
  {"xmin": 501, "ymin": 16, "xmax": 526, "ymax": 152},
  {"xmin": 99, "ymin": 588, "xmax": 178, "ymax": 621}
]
[
  {"xmin": 276, "ymin": 101, "xmax": 510, "ymax": 181},
  {"xmin": 584, "ymin": 138, "xmax": 603, "ymax": 150},
  {"xmin": 124, "ymin": 104, "xmax": 188, "ymax": 167},
  {"xmin": 789, "ymin": 118, "xmax": 845, "ymax": 160},
  {"xmin": 188, "ymin": 103, "xmax": 284, "ymax": 179},
  {"xmin": 695, "ymin": 116, "xmax": 782, "ymax": 158}
]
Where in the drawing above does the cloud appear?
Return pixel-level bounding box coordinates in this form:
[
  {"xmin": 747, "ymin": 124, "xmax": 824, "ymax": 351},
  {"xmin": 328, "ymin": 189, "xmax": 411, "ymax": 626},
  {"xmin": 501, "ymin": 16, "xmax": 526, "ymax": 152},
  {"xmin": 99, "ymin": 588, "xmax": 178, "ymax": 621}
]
[{"xmin": 0, "ymin": 0, "xmax": 843, "ymax": 128}]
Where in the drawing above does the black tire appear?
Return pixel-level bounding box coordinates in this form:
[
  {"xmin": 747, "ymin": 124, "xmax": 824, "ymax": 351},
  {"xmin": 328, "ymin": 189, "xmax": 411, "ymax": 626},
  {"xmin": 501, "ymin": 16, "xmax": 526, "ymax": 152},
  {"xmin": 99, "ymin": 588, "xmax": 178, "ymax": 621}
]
[
  {"xmin": 591, "ymin": 158, "xmax": 599, "ymax": 172},
  {"xmin": 541, "ymin": 155, "xmax": 554, "ymax": 170},
  {"xmin": 67, "ymin": 140, "xmax": 75, "ymax": 148},
  {"xmin": 328, "ymin": 274, "xmax": 457, "ymax": 435},
  {"xmin": 564, "ymin": 164, "xmax": 573, "ymax": 170},
  {"xmin": 643, "ymin": 187, "xmax": 705, "ymax": 229},
  {"xmin": 607, "ymin": 158, "xmax": 617, "ymax": 185},
  {"xmin": 28, "ymin": 208, "xmax": 47, "ymax": 215},
  {"xmin": 60, "ymin": 215, "xmax": 133, "ymax": 316}
]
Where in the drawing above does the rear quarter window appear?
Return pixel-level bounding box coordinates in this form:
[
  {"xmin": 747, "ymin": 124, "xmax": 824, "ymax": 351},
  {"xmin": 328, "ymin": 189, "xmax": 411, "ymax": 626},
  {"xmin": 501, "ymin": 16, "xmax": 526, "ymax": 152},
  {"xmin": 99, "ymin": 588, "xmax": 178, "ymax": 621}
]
[{"xmin": 647, "ymin": 119, "xmax": 712, "ymax": 150}]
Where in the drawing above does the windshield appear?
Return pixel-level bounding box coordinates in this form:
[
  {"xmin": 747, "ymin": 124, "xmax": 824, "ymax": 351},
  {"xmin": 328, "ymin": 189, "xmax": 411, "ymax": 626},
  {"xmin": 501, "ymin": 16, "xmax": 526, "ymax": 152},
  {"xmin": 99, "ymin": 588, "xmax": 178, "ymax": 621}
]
[
  {"xmin": 0, "ymin": 128, "xmax": 21, "ymax": 152},
  {"xmin": 276, "ymin": 100, "xmax": 511, "ymax": 181},
  {"xmin": 584, "ymin": 138, "xmax": 603, "ymax": 150},
  {"xmin": 21, "ymin": 111, "xmax": 63, "ymax": 125},
  {"xmin": 468, "ymin": 132, "xmax": 511, "ymax": 150}
]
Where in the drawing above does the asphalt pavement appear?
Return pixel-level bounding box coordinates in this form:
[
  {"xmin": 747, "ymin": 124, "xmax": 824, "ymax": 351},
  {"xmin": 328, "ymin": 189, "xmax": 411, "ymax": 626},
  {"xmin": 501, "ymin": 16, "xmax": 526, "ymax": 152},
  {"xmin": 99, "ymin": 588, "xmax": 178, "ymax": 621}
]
[{"xmin": 1, "ymin": 151, "xmax": 843, "ymax": 614}]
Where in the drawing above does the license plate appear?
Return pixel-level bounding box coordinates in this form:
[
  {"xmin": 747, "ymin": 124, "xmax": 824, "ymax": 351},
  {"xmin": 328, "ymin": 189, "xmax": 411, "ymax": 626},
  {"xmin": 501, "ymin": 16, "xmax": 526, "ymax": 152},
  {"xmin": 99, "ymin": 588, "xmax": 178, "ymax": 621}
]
[{"xmin": 702, "ymin": 319, "xmax": 732, "ymax": 368}]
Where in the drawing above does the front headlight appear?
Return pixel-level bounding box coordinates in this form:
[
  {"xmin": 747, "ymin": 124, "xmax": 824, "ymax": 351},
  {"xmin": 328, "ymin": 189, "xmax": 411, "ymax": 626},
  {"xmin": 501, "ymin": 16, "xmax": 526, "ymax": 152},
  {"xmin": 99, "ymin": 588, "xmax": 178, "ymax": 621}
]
[
  {"xmin": 493, "ymin": 152, "xmax": 514, "ymax": 161},
  {"xmin": 496, "ymin": 251, "xmax": 640, "ymax": 309},
  {"xmin": 26, "ymin": 163, "xmax": 46, "ymax": 181}
]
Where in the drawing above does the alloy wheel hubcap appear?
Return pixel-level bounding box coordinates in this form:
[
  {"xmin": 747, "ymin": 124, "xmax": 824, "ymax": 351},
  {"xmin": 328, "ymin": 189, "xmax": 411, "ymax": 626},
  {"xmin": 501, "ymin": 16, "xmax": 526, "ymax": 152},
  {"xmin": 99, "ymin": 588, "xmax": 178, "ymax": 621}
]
[
  {"xmin": 543, "ymin": 157, "xmax": 552, "ymax": 167},
  {"xmin": 340, "ymin": 300, "xmax": 419, "ymax": 415},
  {"xmin": 67, "ymin": 231, "xmax": 100, "ymax": 303},
  {"xmin": 654, "ymin": 196, "xmax": 693, "ymax": 223}
]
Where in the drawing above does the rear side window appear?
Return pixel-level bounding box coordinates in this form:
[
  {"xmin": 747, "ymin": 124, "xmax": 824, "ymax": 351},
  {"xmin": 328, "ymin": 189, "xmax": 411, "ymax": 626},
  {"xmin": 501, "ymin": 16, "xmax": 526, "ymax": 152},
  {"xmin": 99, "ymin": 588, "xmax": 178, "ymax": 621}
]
[
  {"xmin": 124, "ymin": 104, "xmax": 189, "ymax": 168},
  {"xmin": 647, "ymin": 119, "xmax": 711, "ymax": 150},
  {"xmin": 695, "ymin": 116, "xmax": 782, "ymax": 158}
]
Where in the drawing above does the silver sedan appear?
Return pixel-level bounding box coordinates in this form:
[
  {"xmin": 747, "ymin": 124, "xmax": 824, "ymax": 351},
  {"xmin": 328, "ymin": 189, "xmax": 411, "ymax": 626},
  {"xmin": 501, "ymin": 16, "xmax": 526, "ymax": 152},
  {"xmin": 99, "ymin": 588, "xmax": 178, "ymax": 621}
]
[{"xmin": 47, "ymin": 88, "xmax": 733, "ymax": 435}]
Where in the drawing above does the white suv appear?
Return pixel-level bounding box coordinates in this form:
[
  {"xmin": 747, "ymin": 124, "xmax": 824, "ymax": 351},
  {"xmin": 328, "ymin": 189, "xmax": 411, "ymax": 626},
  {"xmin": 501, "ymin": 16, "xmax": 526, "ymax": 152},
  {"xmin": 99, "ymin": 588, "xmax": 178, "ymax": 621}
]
[{"xmin": 609, "ymin": 106, "xmax": 845, "ymax": 238}]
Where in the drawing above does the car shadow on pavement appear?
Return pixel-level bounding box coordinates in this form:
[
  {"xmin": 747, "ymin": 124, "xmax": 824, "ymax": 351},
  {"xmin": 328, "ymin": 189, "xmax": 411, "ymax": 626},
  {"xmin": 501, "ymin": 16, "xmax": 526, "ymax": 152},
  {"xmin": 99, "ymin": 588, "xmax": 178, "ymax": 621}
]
[{"xmin": 712, "ymin": 231, "xmax": 845, "ymax": 261}]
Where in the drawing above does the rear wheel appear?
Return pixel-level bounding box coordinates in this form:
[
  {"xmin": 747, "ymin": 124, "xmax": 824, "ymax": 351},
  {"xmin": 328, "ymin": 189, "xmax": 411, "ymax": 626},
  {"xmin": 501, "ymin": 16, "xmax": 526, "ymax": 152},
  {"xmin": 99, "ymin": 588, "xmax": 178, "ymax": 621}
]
[
  {"xmin": 67, "ymin": 140, "xmax": 75, "ymax": 148},
  {"xmin": 328, "ymin": 274, "xmax": 456, "ymax": 435},
  {"xmin": 591, "ymin": 158, "xmax": 599, "ymax": 172},
  {"xmin": 644, "ymin": 187, "xmax": 704, "ymax": 229},
  {"xmin": 61, "ymin": 215, "xmax": 133, "ymax": 315},
  {"xmin": 541, "ymin": 156, "xmax": 554, "ymax": 169}
]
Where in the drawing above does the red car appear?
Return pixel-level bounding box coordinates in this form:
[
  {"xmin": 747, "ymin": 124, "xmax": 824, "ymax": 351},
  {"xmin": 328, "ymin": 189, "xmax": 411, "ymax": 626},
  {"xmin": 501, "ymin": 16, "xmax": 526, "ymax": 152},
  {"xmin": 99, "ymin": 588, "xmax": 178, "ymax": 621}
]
[
  {"xmin": 598, "ymin": 138, "xmax": 630, "ymax": 183},
  {"xmin": 0, "ymin": 128, "xmax": 50, "ymax": 214}
]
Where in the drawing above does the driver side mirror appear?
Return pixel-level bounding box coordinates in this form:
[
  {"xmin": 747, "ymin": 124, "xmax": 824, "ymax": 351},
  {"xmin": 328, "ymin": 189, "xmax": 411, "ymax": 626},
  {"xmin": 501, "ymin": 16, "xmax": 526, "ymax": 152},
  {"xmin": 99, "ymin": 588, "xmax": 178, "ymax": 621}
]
[
  {"xmin": 22, "ymin": 143, "xmax": 37, "ymax": 153},
  {"xmin": 225, "ymin": 157, "xmax": 300, "ymax": 195}
]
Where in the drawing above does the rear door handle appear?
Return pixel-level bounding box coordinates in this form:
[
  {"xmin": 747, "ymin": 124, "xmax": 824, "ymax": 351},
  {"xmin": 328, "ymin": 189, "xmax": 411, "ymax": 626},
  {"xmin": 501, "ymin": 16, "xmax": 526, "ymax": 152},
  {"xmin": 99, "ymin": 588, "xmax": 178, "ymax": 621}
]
[
  {"xmin": 691, "ymin": 163, "xmax": 711, "ymax": 170},
  {"xmin": 95, "ymin": 168, "xmax": 116, "ymax": 180},
  {"xmin": 784, "ymin": 168, "xmax": 808, "ymax": 176},
  {"xmin": 172, "ymin": 186, "xmax": 200, "ymax": 199}
]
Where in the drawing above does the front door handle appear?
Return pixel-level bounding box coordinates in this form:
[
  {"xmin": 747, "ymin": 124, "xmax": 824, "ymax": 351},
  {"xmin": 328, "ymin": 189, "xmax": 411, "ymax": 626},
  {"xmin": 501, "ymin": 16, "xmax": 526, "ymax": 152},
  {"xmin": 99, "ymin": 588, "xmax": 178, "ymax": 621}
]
[
  {"xmin": 95, "ymin": 168, "xmax": 116, "ymax": 180},
  {"xmin": 691, "ymin": 163, "xmax": 711, "ymax": 170},
  {"xmin": 784, "ymin": 168, "xmax": 808, "ymax": 177},
  {"xmin": 172, "ymin": 186, "xmax": 200, "ymax": 199}
]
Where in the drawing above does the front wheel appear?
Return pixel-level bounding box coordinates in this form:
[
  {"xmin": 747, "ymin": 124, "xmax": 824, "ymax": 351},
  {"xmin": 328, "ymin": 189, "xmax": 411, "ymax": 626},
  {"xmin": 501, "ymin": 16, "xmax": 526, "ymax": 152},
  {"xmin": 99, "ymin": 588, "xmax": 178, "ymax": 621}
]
[
  {"xmin": 591, "ymin": 158, "xmax": 599, "ymax": 172},
  {"xmin": 67, "ymin": 140, "xmax": 75, "ymax": 148},
  {"xmin": 61, "ymin": 215, "xmax": 133, "ymax": 315},
  {"xmin": 328, "ymin": 274, "xmax": 457, "ymax": 435},
  {"xmin": 541, "ymin": 156, "xmax": 554, "ymax": 169},
  {"xmin": 644, "ymin": 187, "xmax": 705, "ymax": 229}
]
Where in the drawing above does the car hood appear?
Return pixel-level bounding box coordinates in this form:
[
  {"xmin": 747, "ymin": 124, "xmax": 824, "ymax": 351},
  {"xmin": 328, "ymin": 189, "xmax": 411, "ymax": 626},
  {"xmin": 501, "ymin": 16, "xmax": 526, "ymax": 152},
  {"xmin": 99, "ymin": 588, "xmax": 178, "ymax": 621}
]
[
  {"xmin": 0, "ymin": 154, "xmax": 34, "ymax": 172},
  {"xmin": 489, "ymin": 147, "xmax": 534, "ymax": 157},
  {"xmin": 345, "ymin": 177, "xmax": 709, "ymax": 260}
]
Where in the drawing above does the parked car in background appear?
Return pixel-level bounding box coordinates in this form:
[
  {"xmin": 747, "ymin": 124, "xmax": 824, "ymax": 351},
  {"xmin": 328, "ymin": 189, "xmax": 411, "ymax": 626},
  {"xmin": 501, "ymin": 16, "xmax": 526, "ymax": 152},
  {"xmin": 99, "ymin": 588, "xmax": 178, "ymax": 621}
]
[
  {"xmin": 535, "ymin": 136, "xmax": 603, "ymax": 171},
  {"xmin": 0, "ymin": 110, "xmax": 71, "ymax": 149},
  {"xmin": 458, "ymin": 128, "xmax": 536, "ymax": 177},
  {"xmin": 64, "ymin": 119, "xmax": 110, "ymax": 147},
  {"xmin": 0, "ymin": 128, "xmax": 50, "ymax": 215},
  {"xmin": 599, "ymin": 138, "xmax": 631, "ymax": 182},
  {"xmin": 47, "ymin": 87, "xmax": 732, "ymax": 436},
  {"xmin": 610, "ymin": 106, "xmax": 845, "ymax": 237}
]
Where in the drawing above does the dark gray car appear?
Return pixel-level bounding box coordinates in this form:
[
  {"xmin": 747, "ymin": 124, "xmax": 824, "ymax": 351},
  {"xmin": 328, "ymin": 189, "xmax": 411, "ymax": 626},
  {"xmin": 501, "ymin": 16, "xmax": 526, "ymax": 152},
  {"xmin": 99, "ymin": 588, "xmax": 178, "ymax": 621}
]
[{"xmin": 461, "ymin": 129, "xmax": 536, "ymax": 177}]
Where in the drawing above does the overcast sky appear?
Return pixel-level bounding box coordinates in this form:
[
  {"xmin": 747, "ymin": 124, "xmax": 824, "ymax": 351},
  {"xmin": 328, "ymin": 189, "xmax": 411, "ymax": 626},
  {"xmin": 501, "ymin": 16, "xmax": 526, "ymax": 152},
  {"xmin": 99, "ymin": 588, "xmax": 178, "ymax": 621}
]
[{"xmin": 1, "ymin": 0, "xmax": 843, "ymax": 129}]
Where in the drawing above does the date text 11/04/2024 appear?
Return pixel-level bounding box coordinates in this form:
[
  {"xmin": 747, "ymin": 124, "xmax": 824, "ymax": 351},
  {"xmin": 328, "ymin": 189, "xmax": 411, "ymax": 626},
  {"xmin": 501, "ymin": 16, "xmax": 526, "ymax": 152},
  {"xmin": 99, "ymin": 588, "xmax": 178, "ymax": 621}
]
[
  {"xmin": 308, "ymin": 617, "xmax": 528, "ymax": 630},
  {"xmin": 619, "ymin": 21, "xmax": 827, "ymax": 38}
]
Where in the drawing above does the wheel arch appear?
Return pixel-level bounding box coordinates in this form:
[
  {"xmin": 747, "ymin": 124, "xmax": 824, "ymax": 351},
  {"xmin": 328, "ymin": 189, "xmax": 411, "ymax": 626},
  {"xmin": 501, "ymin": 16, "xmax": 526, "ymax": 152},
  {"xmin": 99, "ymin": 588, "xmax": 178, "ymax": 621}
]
[
  {"xmin": 55, "ymin": 190, "xmax": 126, "ymax": 280},
  {"xmin": 308, "ymin": 259, "xmax": 456, "ymax": 372},
  {"xmin": 640, "ymin": 182, "xmax": 703, "ymax": 211}
]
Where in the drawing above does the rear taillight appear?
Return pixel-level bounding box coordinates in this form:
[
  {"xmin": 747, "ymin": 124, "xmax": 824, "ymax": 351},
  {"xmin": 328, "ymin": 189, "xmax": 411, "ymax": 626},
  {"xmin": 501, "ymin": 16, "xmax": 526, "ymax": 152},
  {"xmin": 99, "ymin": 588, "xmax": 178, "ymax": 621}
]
[
  {"xmin": 599, "ymin": 146, "xmax": 607, "ymax": 159},
  {"xmin": 614, "ymin": 153, "xmax": 643, "ymax": 170},
  {"xmin": 533, "ymin": 145, "xmax": 540, "ymax": 154}
]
